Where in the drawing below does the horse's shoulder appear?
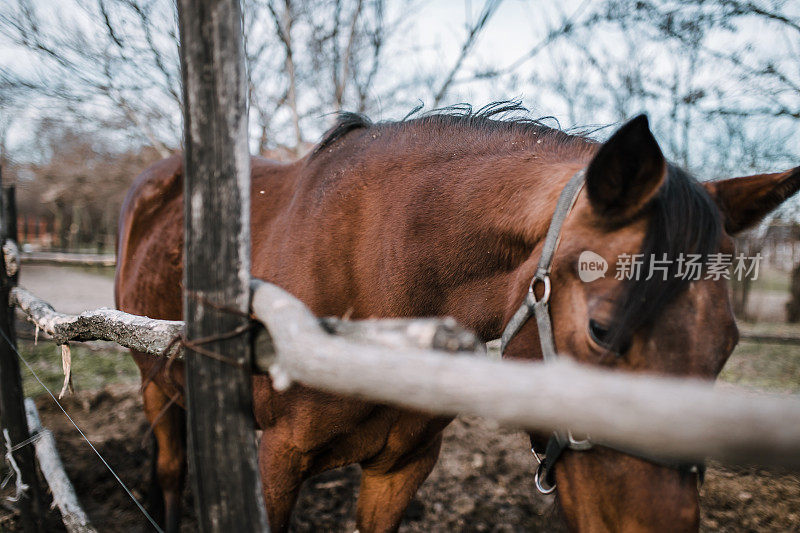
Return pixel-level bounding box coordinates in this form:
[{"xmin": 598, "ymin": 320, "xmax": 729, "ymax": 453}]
[{"xmin": 122, "ymin": 153, "xmax": 184, "ymax": 217}]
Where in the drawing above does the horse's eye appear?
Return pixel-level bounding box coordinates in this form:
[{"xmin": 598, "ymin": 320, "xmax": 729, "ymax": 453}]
[
  {"xmin": 588, "ymin": 319, "xmax": 611, "ymax": 348},
  {"xmin": 588, "ymin": 319, "xmax": 631, "ymax": 356}
]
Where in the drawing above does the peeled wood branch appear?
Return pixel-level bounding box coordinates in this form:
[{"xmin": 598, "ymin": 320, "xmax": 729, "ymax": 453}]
[
  {"xmin": 10, "ymin": 286, "xmax": 182, "ymax": 355},
  {"xmin": 10, "ymin": 285, "xmax": 483, "ymax": 371},
  {"xmin": 252, "ymin": 280, "xmax": 800, "ymax": 469},
  {"xmin": 24, "ymin": 398, "xmax": 97, "ymax": 533},
  {"xmin": 319, "ymin": 316, "xmax": 483, "ymax": 354}
]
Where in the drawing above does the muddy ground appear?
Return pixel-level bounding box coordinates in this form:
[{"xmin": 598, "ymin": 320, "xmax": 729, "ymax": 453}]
[{"xmin": 0, "ymin": 385, "xmax": 798, "ymax": 532}]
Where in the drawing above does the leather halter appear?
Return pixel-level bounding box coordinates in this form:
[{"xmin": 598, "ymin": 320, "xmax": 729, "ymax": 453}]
[{"xmin": 499, "ymin": 169, "xmax": 704, "ymax": 494}]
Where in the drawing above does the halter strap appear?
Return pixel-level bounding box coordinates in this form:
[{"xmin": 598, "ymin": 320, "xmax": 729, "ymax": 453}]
[{"xmin": 500, "ymin": 169, "xmax": 585, "ymax": 356}]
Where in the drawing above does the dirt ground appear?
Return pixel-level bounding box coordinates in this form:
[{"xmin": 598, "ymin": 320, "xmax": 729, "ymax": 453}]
[
  {"xmin": 1, "ymin": 265, "xmax": 798, "ymax": 531},
  {"xmin": 0, "ymin": 385, "xmax": 797, "ymax": 532}
]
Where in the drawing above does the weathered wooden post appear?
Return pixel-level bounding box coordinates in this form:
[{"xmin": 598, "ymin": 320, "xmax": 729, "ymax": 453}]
[
  {"xmin": 0, "ymin": 174, "xmax": 46, "ymax": 532},
  {"xmin": 176, "ymin": 0, "xmax": 269, "ymax": 531}
]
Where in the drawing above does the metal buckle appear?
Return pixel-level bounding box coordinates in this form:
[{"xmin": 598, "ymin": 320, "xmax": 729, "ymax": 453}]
[
  {"xmin": 528, "ymin": 274, "xmax": 551, "ymax": 304},
  {"xmin": 531, "ymin": 447, "xmax": 556, "ymax": 494},
  {"xmin": 567, "ymin": 431, "xmax": 593, "ymax": 451},
  {"xmin": 534, "ymin": 462, "xmax": 556, "ymax": 494}
]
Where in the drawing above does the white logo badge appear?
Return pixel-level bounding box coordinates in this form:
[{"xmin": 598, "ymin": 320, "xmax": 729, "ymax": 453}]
[{"xmin": 578, "ymin": 250, "xmax": 607, "ymax": 282}]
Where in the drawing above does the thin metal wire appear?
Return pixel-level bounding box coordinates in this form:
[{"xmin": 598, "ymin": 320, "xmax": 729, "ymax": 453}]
[
  {"xmin": 0, "ymin": 328, "xmax": 164, "ymax": 533},
  {"xmin": 8, "ymin": 430, "xmax": 42, "ymax": 453}
]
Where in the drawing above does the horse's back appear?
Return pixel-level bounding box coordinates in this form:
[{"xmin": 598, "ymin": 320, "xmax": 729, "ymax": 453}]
[{"xmin": 115, "ymin": 153, "xmax": 298, "ymax": 321}]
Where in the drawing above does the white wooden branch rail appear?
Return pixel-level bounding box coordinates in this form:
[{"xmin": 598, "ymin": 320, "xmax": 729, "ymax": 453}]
[
  {"xmin": 24, "ymin": 398, "xmax": 97, "ymax": 533},
  {"xmin": 251, "ymin": 280, "xmax": 800, "ymax": 469},
  {"xmin": 10, "ymin": 286, "xmax": 483, "ymax": 370},
  {"xmin": 11, "ymin": 286, "xmax": 183, "ymax": 356}
]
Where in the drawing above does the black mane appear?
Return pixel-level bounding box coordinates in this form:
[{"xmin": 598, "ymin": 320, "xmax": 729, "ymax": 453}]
[
  {"xmin": 404, "ymin": 100, "xmax": 563, "ymax": 133},
  {"xmin": 608, "ymin": 165, "xmax": 722, "ymax": 352},
  {"xmin": 314, "ymin": 111, "xmax": 373, "ymax": 154},
  {"xmin": 313, "ymin": 100, "xmax": 591, "ymax": 157}
]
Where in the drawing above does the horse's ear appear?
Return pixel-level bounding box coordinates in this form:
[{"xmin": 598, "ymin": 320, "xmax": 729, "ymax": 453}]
[
  {"xmin": 585, "ymin": 114, "xmax": 666, "ymax": 222},
  {"xmin": 703, "ymin": 167, "xmax": 800, "ymax": 235}
]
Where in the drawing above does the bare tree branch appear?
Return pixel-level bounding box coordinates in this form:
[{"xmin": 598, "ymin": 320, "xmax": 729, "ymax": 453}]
[{"xmin": 432, "ymin": 0, "xmax": 502, "ymax": 107}]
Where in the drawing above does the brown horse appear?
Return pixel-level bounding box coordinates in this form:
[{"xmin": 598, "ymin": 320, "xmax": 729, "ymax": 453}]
[{"xmin": 115, "ymin": 103, "xmax": 800, "ymax": 532}]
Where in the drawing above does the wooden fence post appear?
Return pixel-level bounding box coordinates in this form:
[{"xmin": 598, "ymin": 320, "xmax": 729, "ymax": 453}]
[
  {"xmin": 176, "ymin": 0, "xmax": 269, "ymax": 531},
  {"xmin": 0, "ymin": 175, "xmax": 46, "ymax": 532}
]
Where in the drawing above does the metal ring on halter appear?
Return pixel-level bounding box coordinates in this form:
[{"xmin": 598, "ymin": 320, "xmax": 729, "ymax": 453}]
[
  {"xmin": 567, "ymin": 431, "xmax": 593, "ymax": 451},
  {"xmin": 528, "ymin": 274, "xmax": 551, "ymax": 304},
  {"xmin": 534, "ymin": 463, "xmax": 556, "ymax": 494}
]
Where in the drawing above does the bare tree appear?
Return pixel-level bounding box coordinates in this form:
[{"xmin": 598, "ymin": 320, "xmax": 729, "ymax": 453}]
[
  {"xmin": 486, "ymin": 0, "xmax": 800, "ymax": 178},
  {"xmin": 11, "ymin": 119, "xmax": 162, "ymax": 250},
  {"xmin": 430, "ymin": 0, "xmax": 502, "ymax": 107},
  {"xmin": 249, "ymin": 0, "xmax": 416, "ymax": 153},
  {"xmin": 3, "ymin": 0, "xmax": 798, "ymax": 240},
  {"xmin": 0, "ymin": 0, "xmax": 181, "ymax": 155},
  {"xmin": 2, "ymin": 0, "xmax": 515, "ymax": 156}
]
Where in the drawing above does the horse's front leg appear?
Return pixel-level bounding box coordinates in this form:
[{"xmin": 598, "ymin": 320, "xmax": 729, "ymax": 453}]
[{"xmin": 356, "ymin": 433, "xmax": 443, "ymax": 533}]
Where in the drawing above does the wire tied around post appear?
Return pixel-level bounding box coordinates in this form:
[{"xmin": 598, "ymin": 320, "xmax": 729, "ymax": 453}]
[
  {"xmin": 1, "ymin": 428, "xmax": 40, "ymax": 502},
  {"xmin": 138, "ymin": 291, "xmax": 258, "ymax": 441}
]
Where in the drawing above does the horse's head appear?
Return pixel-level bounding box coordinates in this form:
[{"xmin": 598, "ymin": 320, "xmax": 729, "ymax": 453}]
[{"xmin": 503, "ymin": 115, "xmax": 800, "ymax": 531}]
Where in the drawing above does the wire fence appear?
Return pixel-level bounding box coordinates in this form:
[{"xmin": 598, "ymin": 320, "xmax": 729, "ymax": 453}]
[{"xmin": 0, "ymin": 326, "xmax": 163, "ymax": 532}]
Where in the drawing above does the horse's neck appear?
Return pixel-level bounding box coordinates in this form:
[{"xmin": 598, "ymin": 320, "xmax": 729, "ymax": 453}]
[
  {"xmin": 430, "ymin": 156, "xmax": 586, "ymax": 339},
  {"xmin": 293, "ymin": 130, "xmax": 591, "ymax": 339}
]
